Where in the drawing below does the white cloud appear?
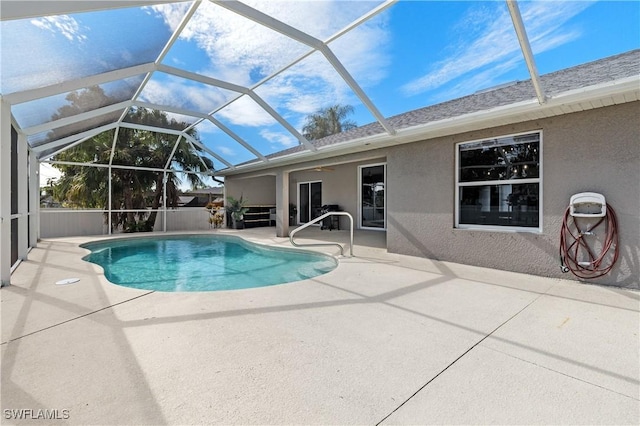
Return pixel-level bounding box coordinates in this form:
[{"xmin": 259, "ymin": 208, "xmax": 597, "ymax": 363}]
[
  {"xmin": 30, "ymin": 15, "xmax": 87, "ymax": 42},
  {"xmin": 140, "ymin": 76, "xmax": 232, "ymax": 115},
  {"xmin": 149, "ymin": 1, "xmax": 392, "ymax": 126},
  {"xmin": 401, "ymin": 1, "xmax": 594, "ymax": 97},
  {"xmin": 259, "ymin": 129, "xmax": 297, "ymax": 149},
  {"xmin": 217, "ymin": 146, "xmax": 236, "ymax": 157},
  {"xmin": 216, "ymin": 95, "xmax": 276, "ymax": 127}
]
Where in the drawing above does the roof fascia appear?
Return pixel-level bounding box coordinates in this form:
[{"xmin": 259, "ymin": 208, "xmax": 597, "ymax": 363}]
[{"xmin": 217, "ymin": 76, "xmax": 640, "ymax": 176}]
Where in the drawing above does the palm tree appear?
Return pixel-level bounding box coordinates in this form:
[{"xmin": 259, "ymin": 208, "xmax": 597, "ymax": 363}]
[
  {"xmin": 302, "ymin": 104, "xmax": 357, "ymax": 140},
  {"xmin": 51, "ymin": 92, "xmax": 214, "ymax": 232}
]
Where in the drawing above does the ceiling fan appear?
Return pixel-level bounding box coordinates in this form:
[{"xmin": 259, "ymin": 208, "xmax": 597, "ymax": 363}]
[{"xmin": 312, "ymin": 166, "xmax": 334, "ymax": 172}]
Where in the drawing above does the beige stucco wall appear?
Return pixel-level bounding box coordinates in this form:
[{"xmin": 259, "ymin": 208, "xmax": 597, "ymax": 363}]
[
  {"xmin": 224, "ymin": 175, "xmax": 277, "ymax": 206},
  {"xmin": 223, "ymin": 102, "xmax": 639, "ymax": 288},
  {"xmin": 288, "ymin": 158, "xmax": 386, "ymax": 224},
  {"xmin": 387, "ymin": 102, "xmax": 639, "ymax": 288}
]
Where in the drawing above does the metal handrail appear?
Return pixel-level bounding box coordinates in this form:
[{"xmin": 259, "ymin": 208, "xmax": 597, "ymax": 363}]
[{"xmin": 289, "ymin": 211, "xmax": 354, "ymax": 257}]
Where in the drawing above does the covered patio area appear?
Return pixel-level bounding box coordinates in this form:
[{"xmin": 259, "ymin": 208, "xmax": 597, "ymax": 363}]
[{"xmin": 2, "ymin": 228, "xmax": 638, "ymax": 424}]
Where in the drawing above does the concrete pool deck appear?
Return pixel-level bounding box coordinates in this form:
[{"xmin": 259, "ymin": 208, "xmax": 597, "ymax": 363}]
[{"xmin": 1, "ymin": 227, "xmax": 639, "ymax": 425}]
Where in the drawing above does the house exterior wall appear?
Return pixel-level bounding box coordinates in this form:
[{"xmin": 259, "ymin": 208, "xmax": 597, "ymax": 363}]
[
  {"xmin": 223, "ymin": 102, "xmax": 638, "ymax": 288},
  {"xmin": 387, "ymin": 101, "xmax": 639, "ymax": 288},
  {"xmin": 288, "ymin": 158, "xmax": 386, "ymax": 224},
  {"xmin": 224, "ymin": 175, "xmax": 277, "ymax": 206}
]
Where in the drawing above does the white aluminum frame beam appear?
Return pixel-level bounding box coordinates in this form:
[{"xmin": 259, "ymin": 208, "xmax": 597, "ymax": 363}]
[
  {"xmin": 206, "ymin": 116, "xmax": 268, "ymax": 161},
  {"xmin": 22, "ymin": 101, "xmax": 131, "ymax": 135},
  {"xmin": 2, "ymin": 63, "xmax": 155, "ymax": 105},
  {"xmin": 32, "ymin": 122, "xmax": 119, "ymax": 157},
  {"xmin": 158, "ymin": 65, "xmax": 315, "ymax": 153},
  {"xmin": 183, "ymin": 133, "xmax": 235, "ymax": 170},
  {"xmin": 507, "ymin": 0, "xmax": 546, "ymax": 104},
  {"xmin": 0, "ymin": 1, "xmax": 190, "ymax": 22},
  {"xmin": 0, "ymin": 100, "xmax": 12, "ymax": 286},
  {"xmin": 212, "ymin": 0, "xmax": 396, "ymax": 136}
]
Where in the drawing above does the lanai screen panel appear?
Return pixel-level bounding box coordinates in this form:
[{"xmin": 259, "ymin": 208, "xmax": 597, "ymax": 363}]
[
  {"xmin": 12, "ymin": 76, "xmax": 145, "ymax": 129},
  {"xmin": 0, "ymin": 5, "xmax": 180, "ymax": 95},
  {"xmin": 158, "ymin": 0, "xmax": 312, "ymax": 87},
  {"xmin": 137, "ymin": 72, "xmax": 238, "ymax": 115},
  {"xmin": 28, "ymin": 110, "xmax": 123, "ymax": 148}
]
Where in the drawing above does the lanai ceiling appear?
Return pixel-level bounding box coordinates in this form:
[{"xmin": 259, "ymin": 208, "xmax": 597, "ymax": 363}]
[{"xmin": 1, "ymin": 0, "xmax": 636, "ymax": 181}]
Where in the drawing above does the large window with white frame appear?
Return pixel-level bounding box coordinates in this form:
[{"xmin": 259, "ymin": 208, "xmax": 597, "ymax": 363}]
[{"xmin": 456, "ymin": 132, "xmax": 541, "ymax": 231}]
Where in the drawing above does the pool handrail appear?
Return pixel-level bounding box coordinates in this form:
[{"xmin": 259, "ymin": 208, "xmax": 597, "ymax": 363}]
[{"xmin": 289, "ymin": 211, "xmax": 354, "ymax": 257}]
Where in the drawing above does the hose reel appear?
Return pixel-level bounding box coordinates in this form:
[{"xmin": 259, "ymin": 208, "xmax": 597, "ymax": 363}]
[{"xmin": 559, "ymin": 192, "xmax": 619, "ymax": 279}]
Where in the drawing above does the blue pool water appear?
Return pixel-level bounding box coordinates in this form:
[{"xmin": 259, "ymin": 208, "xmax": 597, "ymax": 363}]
[{"xmin": 81, "ymin": 235, "xmax": 337, "ymax": 292}]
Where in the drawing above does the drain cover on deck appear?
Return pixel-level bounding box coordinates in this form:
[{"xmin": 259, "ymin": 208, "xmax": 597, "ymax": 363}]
[{"xmin": 56, "ymin": 278, "xmax": 80, "ymax": 285}]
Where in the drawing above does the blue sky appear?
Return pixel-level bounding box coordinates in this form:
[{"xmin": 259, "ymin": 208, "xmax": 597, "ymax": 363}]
[{"xmin": 2, "ymin": 0, "xmax": 638, "ymax": 182}]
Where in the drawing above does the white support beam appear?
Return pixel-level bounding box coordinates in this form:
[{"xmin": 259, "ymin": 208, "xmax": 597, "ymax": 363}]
[
  {"xmin": 183, "ymin": 133, "xmax": 235, "ymax": 170},
  {"xmin": 275, "ymin": 170, "xmax": 289, "ymax": 238},
  {"xmin": 118, "ymin": 122, "xmax": 183, "ymax": 136},
  {"xmin": 32, "ymin": 123, "xmax": 119, "ymax": 156},
  {"xmin": 213, "ymin": 0, "xmax": 395, "ymax": 136},
  {"xmin": 206, "ymin": 116, "xmax": 268, "ymax": 161},
  {"xmin": 127, "ymin": 0, "xmax": 202, "ymax": 112},
  {"xmin": 46, "ymin": 160, "xmax": 189, "ymax": 175},
  {"xmin": 319, "ymin": 47, "xmax": 395, "ymax": 135},
  {"xmin": 28, "ymin": 151, "xmax": 39, "ymax": 248},
  {"xmin": 247, "ymin": 92, "xmax": 317, "ymax": 151},
  {"xmin": 1, "ymin": 1, "xmax": 190, "ymax": 22},
  {"xmin": 185, "ymin": 138, "xmax": 212, "ymax": 173},
  {"xmin": 507, "ymin": 0, "xmax": 546, "ymax": 104},
  {"xmin": 40, "ymin": 133, "xmax": 98, "ymax": 161},
  {"xmin": 2, "ymin": 63, "xmax": 155, "ymax": 105},
  {"xmin": 22, "ymin": 101, "xmax": 131, "ymax": 136},
  {"xmin": 17, "ymin": 132, "xmax": 28, "ymax": 260},
  {"xmin": 158, "ymin": 66, "xmax": 316, "ymax": 155},
  {"xmin": 133, "ymin": 101, "xmax": 210, "ymax": 121},
  {"xmin": 157, "ymin": 65, "xmax": 249, "ymax": 94},
  {"xmin": 164, "ymin": 135, "xmax": 183, "ymax": 170},
  {"xmin": 0, "ymin": 100, "xmax": 12, "ymax": 286}
]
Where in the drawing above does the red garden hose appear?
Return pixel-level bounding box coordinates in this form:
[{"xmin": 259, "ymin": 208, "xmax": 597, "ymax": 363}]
[{"xmin": 559, "ymin": 204, "xmax": 619, "ymax": 279}]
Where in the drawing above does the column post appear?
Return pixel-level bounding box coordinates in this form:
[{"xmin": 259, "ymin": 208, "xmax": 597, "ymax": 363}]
[
  {"xmin": 275, "ymin": 170, "xmax": 289, "ymax": 237},
  {"xmin": 17, "ymin": 132, "xmax": 28, "ymax": 259},
  {"xmin": 1, "ymin": 100, "xmax": 12, "ymax": 286},
  {"xmin": 28, "ymin": 151, "xmax": 39, "ymax": 248}
]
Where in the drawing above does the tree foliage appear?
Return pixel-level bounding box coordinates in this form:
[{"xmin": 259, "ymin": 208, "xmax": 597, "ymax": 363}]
[
  {"xmin": 301, "ymin": 104, "xmax": 357, "ymax": 140},
  {"xmin": 50, "ymin": 87, "xmax": 215, "ymax": 232}
]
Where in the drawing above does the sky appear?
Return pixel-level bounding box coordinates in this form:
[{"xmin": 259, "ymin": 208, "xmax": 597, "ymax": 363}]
[{"xmin": 1, "ymin": 0, "xmax": 638, "ymax": 184}]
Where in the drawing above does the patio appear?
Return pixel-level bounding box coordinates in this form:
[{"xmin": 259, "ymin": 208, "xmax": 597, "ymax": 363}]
[{"xmin": 1, "ymin": 228, "xmax": 638, "ymax": 424}]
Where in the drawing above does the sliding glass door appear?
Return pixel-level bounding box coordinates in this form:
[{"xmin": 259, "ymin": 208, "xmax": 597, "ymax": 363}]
[
  {"xmin": 359, "ymin": 164, "xmax": 386, "ymax": 229},
  {"xmin": 298, "ymin": 181, "xmax": 322, "ymax": 224}
]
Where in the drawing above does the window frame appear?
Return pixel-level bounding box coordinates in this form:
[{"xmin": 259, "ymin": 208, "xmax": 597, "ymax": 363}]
[{"xmin": 455, "ymin": 130, "xmax": 543, "ymax": 233}]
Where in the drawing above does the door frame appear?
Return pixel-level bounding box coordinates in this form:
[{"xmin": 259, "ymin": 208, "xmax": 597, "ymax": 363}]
[
  {"xmin": 358, "ymin": 162, "xmax": 387, "ymax": 231},
  {"xmin": 297, "ymin": 180, "xmax": 322, "ymax": 225}
]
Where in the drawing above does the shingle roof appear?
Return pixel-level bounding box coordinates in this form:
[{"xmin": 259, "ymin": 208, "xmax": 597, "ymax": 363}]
[{"xmin": 241, "ymin": 49, "xmax": 639, "ymax": 166}]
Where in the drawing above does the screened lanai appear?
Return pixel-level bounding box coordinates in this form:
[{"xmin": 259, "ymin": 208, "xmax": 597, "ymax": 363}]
[{"xmin": 1, "ymin": 0, "xmax": 638, "ymax": 286}]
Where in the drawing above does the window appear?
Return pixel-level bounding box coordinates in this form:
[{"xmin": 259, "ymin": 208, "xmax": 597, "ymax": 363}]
[{"xmin": 456, "ymin": 132, "xmax": 541, "ymax": 231}]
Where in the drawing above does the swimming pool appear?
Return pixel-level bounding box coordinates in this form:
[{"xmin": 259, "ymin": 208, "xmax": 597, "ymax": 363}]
[{"xmin": 81, "ymin": 234, "xmax": 337, "ymax": 292}]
